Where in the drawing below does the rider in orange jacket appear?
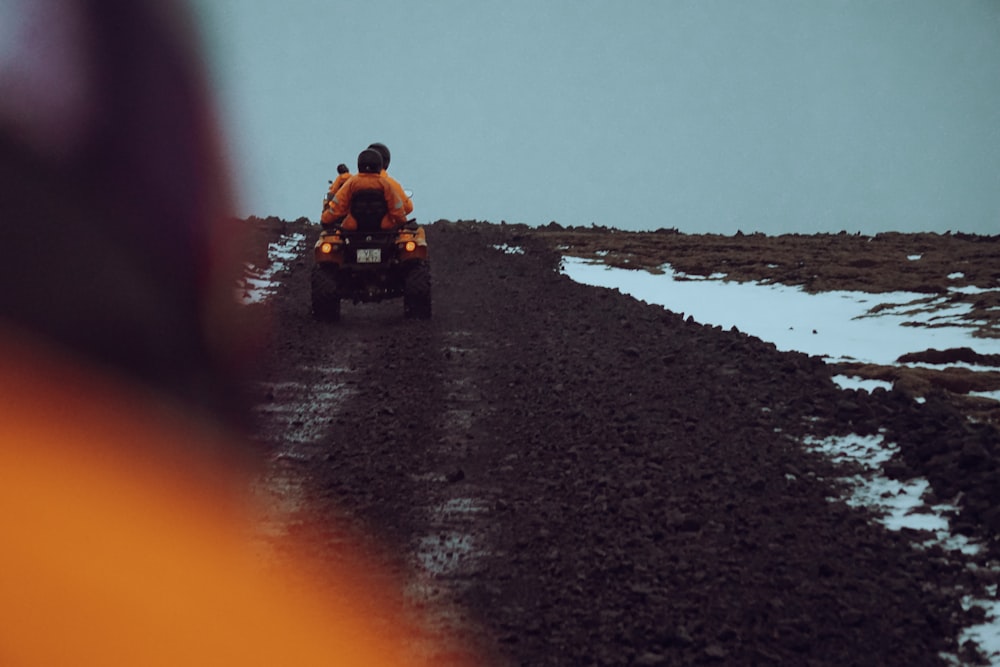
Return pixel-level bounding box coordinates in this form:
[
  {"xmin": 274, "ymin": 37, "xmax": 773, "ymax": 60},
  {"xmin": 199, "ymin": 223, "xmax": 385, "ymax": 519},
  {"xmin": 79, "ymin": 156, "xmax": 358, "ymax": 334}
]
[
  {"xmin": 322, "ymin": 163, "xmax": 351, "ymax": 212},
  {"xmin": 326, "ymin": 163, "xmax": 351, "ymax": 198},
  {"xmin": 368, "ymin": 141, "xmax": 414, "ymax": 216},
  {"xmin": 321, "ymin": 149, "xmax": 408, "ymax": 231}
]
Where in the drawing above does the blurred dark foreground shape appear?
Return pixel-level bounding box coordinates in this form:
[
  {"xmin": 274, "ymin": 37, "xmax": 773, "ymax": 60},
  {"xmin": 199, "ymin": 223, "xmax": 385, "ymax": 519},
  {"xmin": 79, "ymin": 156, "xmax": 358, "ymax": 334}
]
[{"xmin": 0, "ymin": 1, "xmax": 474, "ymax": 663}]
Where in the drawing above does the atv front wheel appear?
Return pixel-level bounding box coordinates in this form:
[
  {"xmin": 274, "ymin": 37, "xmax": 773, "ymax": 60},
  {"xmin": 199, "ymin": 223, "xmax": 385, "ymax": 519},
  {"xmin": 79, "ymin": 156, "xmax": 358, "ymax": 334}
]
[
  {"xmin": 403, "ymin": 261, "xmax": 432, "ymax": 319},
  {"xmin": 311, "ymin": 265, "xmax": 341, "ymax": 322}
]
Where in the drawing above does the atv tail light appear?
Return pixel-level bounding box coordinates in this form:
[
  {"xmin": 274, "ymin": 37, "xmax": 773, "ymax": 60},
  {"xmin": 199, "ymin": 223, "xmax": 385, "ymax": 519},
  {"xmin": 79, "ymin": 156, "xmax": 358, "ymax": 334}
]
[
  {"xmin": 320, "ymin": 242, "xmax": 333, "ymax": 254},
  {"xmin": 404, "ymin": 241, "xmax": 416, "ymax": 252}
]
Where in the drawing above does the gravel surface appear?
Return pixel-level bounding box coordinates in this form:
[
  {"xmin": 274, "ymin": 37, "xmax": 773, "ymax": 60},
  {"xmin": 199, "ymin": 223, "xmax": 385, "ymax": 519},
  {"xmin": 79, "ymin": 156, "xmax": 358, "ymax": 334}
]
[{"xmin": 245, "ymin": 218, "xmax": 999, "ymax": 666}]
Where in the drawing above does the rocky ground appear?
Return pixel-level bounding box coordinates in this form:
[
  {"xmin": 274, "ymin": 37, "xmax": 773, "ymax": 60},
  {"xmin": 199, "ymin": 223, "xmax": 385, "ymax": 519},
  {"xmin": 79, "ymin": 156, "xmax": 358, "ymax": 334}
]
[{"xmin": 241, "ymin": 217, "xmax": 999, "ymax": 666}]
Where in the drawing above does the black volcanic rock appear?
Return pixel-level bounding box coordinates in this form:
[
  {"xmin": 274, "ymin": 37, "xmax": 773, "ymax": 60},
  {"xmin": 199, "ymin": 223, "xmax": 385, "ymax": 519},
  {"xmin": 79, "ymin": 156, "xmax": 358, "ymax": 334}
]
[{"xmin": 247, "ymin": 219, "xmax": 998, "ymax": 666}]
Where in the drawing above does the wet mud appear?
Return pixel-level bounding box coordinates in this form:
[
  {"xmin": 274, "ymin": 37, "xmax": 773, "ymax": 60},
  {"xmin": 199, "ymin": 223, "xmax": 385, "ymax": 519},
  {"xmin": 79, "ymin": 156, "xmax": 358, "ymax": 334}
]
[{"xmin": 245, "ymin": 217, "xmax": 999, "ymax": 666}]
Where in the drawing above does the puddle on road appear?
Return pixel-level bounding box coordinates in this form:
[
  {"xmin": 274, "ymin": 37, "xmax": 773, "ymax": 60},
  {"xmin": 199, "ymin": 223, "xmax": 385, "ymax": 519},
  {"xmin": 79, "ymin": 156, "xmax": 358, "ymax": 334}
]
[
  {"xmin": 395, "ymin": 329, "xmax": 502, "ymax": 653},
  {"xmin": 252, "ymin": 367, "xmax": 357, "ymax": 550},
  {"xmin": 417, "ymin": 532, "xmax": 478, "ymax": 576},
  {"xmin": 408, "ymin": 485, "xmax": 493, "ymax": 582},
  {"xmin": 415, "ymin": 499, "xmax": 491, "ymax": 576},
  {"xmin": 404, "ymin": 485, "xmax": 495, "ymax": 660},
  {"xmin": 253, "ymin": 377, "xmax": 354, "ymax": 447},
  {"xmin": 404, "ymin": 479, "xmax": 495, "ymax": 657},
  {"xmin": 237, "ymin": 232, "xmax": 306, "ymax": 305},
  {"xmin": 437, "ymin": 498, "xmax": 490, "ymax": 515}
]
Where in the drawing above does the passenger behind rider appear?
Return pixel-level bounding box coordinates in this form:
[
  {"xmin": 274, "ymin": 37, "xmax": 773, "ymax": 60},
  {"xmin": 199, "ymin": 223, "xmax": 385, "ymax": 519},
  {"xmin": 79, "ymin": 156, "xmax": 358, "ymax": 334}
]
[
  {"xmin": 367, "ymin": 142, "xmax": 413, "ymax": 216},
  {"xmin": 321, "ymin": 163, "xmax": 351, "ymax": 213},
  {"xmin": 321, "ymin": 149, "xmax": 408, "ymax": 231},
  {"xmin": 325, "ymin": 163, "xmax": 351, "ymax": 203}
]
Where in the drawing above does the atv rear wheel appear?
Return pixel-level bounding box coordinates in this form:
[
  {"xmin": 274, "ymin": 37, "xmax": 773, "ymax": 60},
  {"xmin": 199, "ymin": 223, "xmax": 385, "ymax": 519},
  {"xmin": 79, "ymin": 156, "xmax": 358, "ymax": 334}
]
[
  {"xmin": 403, "ymin": 260, "xmax": 432, "ymax": 319},
  {"xmin": 311, "ymin": 265, "xmax": 341, "ymax": 322}
]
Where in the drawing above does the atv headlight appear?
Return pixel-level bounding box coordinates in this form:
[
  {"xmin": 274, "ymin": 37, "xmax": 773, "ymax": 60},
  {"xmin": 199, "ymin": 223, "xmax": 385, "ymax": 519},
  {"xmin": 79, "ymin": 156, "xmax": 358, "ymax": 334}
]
[
  {"xmin": 404, "ymin": 240, "xmax": 416, "ymax": 252},
  {"xmin": 320, "ymin": 242, "xmax": 333, "ymax": 254}
]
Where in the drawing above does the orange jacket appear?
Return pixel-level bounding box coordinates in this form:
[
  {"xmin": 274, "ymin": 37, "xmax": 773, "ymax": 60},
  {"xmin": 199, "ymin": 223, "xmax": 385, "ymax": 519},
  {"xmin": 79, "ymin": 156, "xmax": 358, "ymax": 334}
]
[
  {"xmin": 0, "ymin": 333, "xmax": 472, "ymax": 667},
  {"xmin": 328, "ymin": 171, "xmax": 351, "ymax": 197},
  {"xmin": 322, "ymin": 172, "xmax": 408, "ymax": 230},
  {"xmin": 382, "ymin": 170, "xmax": 414, "ymax": 215},
  {"xmin": 322, "ymin": 172, "xmax": 352, "ymax": 211}
]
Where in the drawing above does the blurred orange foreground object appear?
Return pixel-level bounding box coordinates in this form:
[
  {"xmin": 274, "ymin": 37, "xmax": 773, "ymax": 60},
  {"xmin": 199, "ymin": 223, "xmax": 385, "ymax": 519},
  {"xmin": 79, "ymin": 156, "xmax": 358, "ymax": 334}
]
[{"xmin": 0, "ymin": 336, "xmax": 458, "ymax": 666}]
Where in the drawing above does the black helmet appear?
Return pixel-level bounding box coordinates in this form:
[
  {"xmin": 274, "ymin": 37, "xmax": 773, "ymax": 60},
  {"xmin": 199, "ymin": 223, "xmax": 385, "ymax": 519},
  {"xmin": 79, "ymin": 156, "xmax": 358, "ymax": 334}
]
[
  {"xmin": 357, "ymin": 148, "xmax": 383, "ymax": 174},
  {"xmin": 367, "ymin": 142, "xmax": 390, "ymax": 169},
  {"xmin": 336, "ymin": 163, "xmax": 349, "ymax": 174}
]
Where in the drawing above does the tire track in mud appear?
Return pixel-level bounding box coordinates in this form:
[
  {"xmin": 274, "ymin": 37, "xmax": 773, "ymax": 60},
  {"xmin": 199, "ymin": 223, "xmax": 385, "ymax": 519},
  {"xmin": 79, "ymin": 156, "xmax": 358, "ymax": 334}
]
[
  {"xmin": 400, "ymin": 324, "xmax": 507, "ymax": 664},
  {"xmin": 251, "ymin": 363, "xmax": 356, "ymax": 547},
  {"xmin": 246, "ymin": 238, "xmax": 511, "ymax": 663}
]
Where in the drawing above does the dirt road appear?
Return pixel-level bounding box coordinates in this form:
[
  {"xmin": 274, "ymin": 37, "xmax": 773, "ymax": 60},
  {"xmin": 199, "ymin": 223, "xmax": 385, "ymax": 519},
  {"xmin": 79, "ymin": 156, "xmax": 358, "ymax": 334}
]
[{"xmin": 246, "ymin": 219, "xmax": 996, "ymax": 666}]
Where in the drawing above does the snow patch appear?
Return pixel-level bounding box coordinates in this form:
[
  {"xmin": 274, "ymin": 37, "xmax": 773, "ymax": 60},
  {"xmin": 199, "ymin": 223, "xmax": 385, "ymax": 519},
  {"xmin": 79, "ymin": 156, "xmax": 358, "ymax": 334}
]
[
  {"xmin": 560, "ymin": 256, "xmax": 1000, "ymax": 367},
  {"xmin": 833, "ymin": 375, "xmax": 893, "ymax": 393}
]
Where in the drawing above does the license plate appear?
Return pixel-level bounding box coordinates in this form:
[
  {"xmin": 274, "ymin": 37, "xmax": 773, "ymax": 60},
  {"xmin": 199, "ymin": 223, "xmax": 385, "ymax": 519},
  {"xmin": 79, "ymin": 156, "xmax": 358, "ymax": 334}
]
[{"xmin": 356, "ymin": 248, "xmax": 381, "ymax": 263}]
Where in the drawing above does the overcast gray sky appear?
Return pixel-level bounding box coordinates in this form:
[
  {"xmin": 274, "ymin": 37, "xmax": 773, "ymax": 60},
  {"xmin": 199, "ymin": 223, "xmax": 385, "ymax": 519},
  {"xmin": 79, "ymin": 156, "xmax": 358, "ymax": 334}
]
[{"xmin": 192, "ymin": 0, "xmax": 1000, "ymax": 234}]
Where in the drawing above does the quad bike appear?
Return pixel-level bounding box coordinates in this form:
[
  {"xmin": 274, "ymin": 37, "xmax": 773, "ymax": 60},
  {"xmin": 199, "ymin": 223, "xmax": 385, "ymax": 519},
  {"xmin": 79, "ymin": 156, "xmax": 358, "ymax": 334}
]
[{"xmin": 311, "ymin": 189, "xmax": 431, "ymax": 322}]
